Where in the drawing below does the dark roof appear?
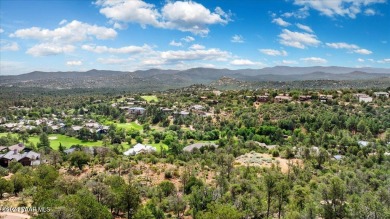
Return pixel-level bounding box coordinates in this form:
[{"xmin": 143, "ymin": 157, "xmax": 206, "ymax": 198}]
[
  {"xmin": 0, "ymin": 150, "xmax": 40, "ymax": 161},
  {"xmin": 183, "ymin": 142, "xmax": 218, "ymax": 152}
]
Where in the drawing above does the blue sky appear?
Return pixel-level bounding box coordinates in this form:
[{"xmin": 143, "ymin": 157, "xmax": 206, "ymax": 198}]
[{"xmin": 0, "ymin": 0, "xmax": 389, "ymax": 75}]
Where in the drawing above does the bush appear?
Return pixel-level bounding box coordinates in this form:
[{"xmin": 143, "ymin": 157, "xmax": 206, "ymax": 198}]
[
  {"xmin": 8, "ymin": 161, "xmax": 23, "ymax": 174},
  {"xmin": 0, "ymin": 167, "xmax": 9, "ymax": 177},
  {"xmin": 164, "ymin": 170, "xmax": 173, "ymax": 179}
]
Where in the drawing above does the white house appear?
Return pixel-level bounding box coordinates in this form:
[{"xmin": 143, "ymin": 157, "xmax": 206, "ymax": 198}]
[
  {"xmin": 358, "ymin": 95, "xmax": 373, "ymax": 103},
  {"xmin": 374, "ymin": 92, "xmax": 389, "ymax": 98},
  {"xmin": 123, "ymin": 143, "xmax": 156, "ymax": 156},
  {"xmin": 129, "ymin": 107, "xmax": 146, "ymax": 115}
]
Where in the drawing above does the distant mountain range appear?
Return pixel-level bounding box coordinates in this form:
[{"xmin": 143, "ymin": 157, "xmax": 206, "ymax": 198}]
[{"xmin": 1, "ymin": 66, "xmax": 389, "ymax": 90}]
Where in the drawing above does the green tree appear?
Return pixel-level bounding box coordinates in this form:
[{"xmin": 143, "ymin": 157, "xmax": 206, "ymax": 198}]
[
  {"xmin": 120, "ymin": 183, "xmax": 141, "ymax": 219},
  {"xmin": 68, "ymin": 151, "xmax": 90, "ymax": 170},
  {"xmin": 0, "ymin": 178, "xmax": 13, "ymax": 198}
]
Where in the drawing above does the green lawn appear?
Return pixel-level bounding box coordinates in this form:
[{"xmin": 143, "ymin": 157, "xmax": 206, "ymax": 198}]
[
  {"xmin": 0, "ymin": 132, "xmax": 103, "ymax": 149},
  {"xmin": 116, "ymin": 122, "xmax": 143, "ymax": 131},
  {"xmin": 149, "ymin": 143, "xmax": 169, "ymax": 152},
  {"xmin": 141, "ymin": 95, "xmax": 158, "ymax": 102}
]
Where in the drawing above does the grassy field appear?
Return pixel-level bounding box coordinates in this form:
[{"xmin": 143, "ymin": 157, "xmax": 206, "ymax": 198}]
[
  {"xmin": 141, "ymin": 95, "xmax": 158, "ymax": 102},
  {"xmin": 0, "ymin": 133, "xmax": 103, "ymax": 149},
  {"xmin": 116, "ymin": 122, "xmax": 143, "ymax": 131}
]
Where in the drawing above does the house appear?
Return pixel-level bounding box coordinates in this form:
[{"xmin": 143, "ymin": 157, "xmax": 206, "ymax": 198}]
[
  {"xmin": 358, "ymin": 141, "xmax": 371, "ymax": 147},
  {"xmin": 319, "ymin": 95, "xmax": 333, "ymax": 103},
  {"xmin": 174, "ymin": 111, "xmax": 190, "ymax": 117},
  {"xmin": 183, "ymin": 142, "xmax": 218, "ymax": 152},
  {"xmin": 0, "ymin": 149, "xmax": 40, "ymax": 167},
  {"xmin": 191, "ymin": 105, "xmax": 205, "ymax": 111},
  {"xmin": 358, "ymin": 95, "xmax": 372, "ymax": 103},
  {"xmin": 274, "ymin": 95, "xmax": 292, "ymax": 103},
  {"xmin": 123, "ymin": 143, "xmax": 156, "ymax": 156},
  {"xmin": 299, "ymin": 95, "xmax": 312, "ymax": 101},
  {"xmin": 129, "ymin": 107, "xmax": 146, "ymax": 115},
  {"xmin": 333, "ymin": 155, "xmax": 343, "ymax": 160},
  {"xmin": 256, "ymin": 95, "xmax": 269, "ymax": 102},
  {"xmin": 374, "ymin": 92, "xmax": 389, "ymax": 98},
  {"xmin": 8, "ymin": 143, "xmax": 25, "ymax": 153}
]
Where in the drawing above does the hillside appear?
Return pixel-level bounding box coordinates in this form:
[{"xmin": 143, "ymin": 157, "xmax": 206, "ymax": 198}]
[{"xmin": 1, "ymin": 66, "xmax": 389, "ymax": 90}]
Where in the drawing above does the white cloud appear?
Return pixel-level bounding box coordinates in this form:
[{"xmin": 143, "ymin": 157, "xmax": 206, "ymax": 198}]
[
  {"xmin": 181, "ymin": 36, "xmax": 195, "ymax": 42},
  {"xmin": 0, "ymin": 41, "xmax": 19, "ymax": 51},
  {"xmin": 296, "ymin": 23, "xmax": 313, "ymax": 33},
  {"xmin": 282, "ymin": 7, "xmax": 310, "ymax": 19},
  {"xmin": 66, "ymin": 60, "xmax": 82, "ymax": 66},
  {"xmin": 161, "ymin": 1, "xmax": 229, "ymax": 35},
  {"xmin": 81, "ymin": 44, "xmax": 151, "ymax": 54},
  {"xmin": 230, "ymin": 59, "xmax": 263, "ymax": 66},
  {"xmin": 326, "ymin": 42, "xmax": 359, "ymax": 49},
  {"xmin": 278, "ymin": 29, "xmax": 320, "ymax": 49},
  {"xmin": 96, "ymin": 0, "xmax": 160, "ymax": 27},
  {"xmin": 97, "ymin": 58, "xmax": 130, "ymax": 65},
  {"xmin": 96, "ymin": 0, "xmax": 230, "ymax": 35},
  {"xmin": 293, "ymin": 0, "xmax": 386, "ymax": 18},
  {"xmin": 357, "ymin": 58, "xmax": 365, "ymax": 62},
  {"xmin": 377, "ymin": 58, "xmax": 390, "ymax": 64},
  {"xmin": 26, "ymin": 43, "xmax": 75, "ymax": 56},
  {"xmin": 59, "ymin": 19, "xmax": 67, "ymax": 25},
  {"xmin": 272, "ymin": 18, "xmax": 291, "ymax": 27},
  {"xmin": 189, "ymin": 44, "xmax": 205, "ymax": 50},
  {"xmin": 160, "ymin": 48, "xmax": 230, "ymax": 62},
  {"xmin": 0, "ymin": 28, "xmax": 4, "ymax": 33},
  {"xmin": 326, "ymin": 42, "xmax": 372, "ymax": 55},
  {"xmin": 354, "ymin": 48, "xmax": 372, "ymax": 55},
  {"xmin": 364, "ymin": 8, "xmax": 376, "ymax": 15},
  {"xmin": 231, "ymin": 34, "xmax": 244, "ymax": 43},
  {"xmin": 281, "ymin": 60, "xmax": 298, "ymax": 65},
  {"xmin": 300, "ymin": 57, "xmax": 327, "ymax": 64},
  {"xmin": 259, "ymin": 49, "xmax": 288, "ymax": 56},
  {"xmin": 141, "ymin": 59, "xmax": 165, "ymax": 66},
  {"xmin": 11, "ymin": 20, "xmax": 117, "ymax": 43},
  {"xmin": 169, "ymin": 40, "xmax": 182, "ymax": 47}
]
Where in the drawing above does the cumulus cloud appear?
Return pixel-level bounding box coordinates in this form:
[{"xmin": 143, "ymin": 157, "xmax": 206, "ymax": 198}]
[
  {"xmin": 296, "ymin": 23, "xmax": 313, "ymax": 33},
  {"xmin": 272, "ymin": 18, "xmax": 291, "ymax": 27},
  {"xmin": 364, "ymin": 8, "xmax": 376, "ymax": 15},
  {"xmin": 326, "ymin": 42, "xmax": 372, "ymax": 55},
  {"xmin": 26, "ymin": 43, "xmax": 75, "ymax": 56},
  {"xmin": 326, "ymin": 42, "xmax": 359, "ymax": 49},
  {"xmin": 300, "ymin": 57, "xmax": 327, "ymax": 64},
  {"xmin": 11, "ymin": 20, "xmax": 117, "ymax": 43},
  {"xmin": 377, "ymin": 58, "xmax": 390, "ymax": 63},
  {"xmin": 169, "ymin": 40, "xmax": 182, "ymax": 47},
  {"xmin": 95, "ymin": 0, "xmax": 230, "ymax": 35},
  {"xmin": 81, "ymin": 44, "xmax": 151, "ymax": 54},
  {"xmin": 59, "ymin": 19, "xmax": 67, "ymax": 25},
  {"xmin": 278, "ymin": 29, "xmax": 320, "ymax": 49},
  {"xmin": 181, "ymin": 36, "xmax": 195, "ymax": 42},
  {"xmin": 259, "ymin": 49, "xmax": 288, "ymax": 56},
  {"xmin": 281, "ymin": 60, "xmax": 298, "ymax": 65},
  {"xmin": 354, "ymin": 48, "xmax": 372, "ymax": 55},
  {"xmin": 230, "ymin": 59, "xmax": 263, "ymax": 66},
  {"xmin": 282, "ymin": 7, "xmax": 310, "ymax": 19},
  {"xmin": 231, "ymin": 34, "xmax": 244, "ymax": 43},
  {"xmin": 97, "ymin": 58, "xmax": 130, "ymax": 65},
  {"xmin": 357, "ymin": 58, "xmax": 365, "ymax": 62},
  {"xmin": 66, "ymin": 60, "xmax": 82, "ymax": 66},
  {"xmin": 160, "ymin": 48, "xmax": 230, "ymax": 62},
  {"xmin": 293, "ymin": 0, "xmax": 386, "ymax": 18},
  {"xmin": 189, "ymin": 44, "xmax": 205, "ymax": 50},
  {"xmin": 0, "ymin": 41, "xmax": 19, "ymax": 51}
]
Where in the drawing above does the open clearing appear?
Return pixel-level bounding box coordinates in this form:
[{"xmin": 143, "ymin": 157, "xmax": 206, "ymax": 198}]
[
  {"xmin": 235, "ymin": 152, "xmax": 303, "ymax": 173},
  {"xmin": 141, "ymin": 95, "xmax": 158, "ymax": 102}
]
